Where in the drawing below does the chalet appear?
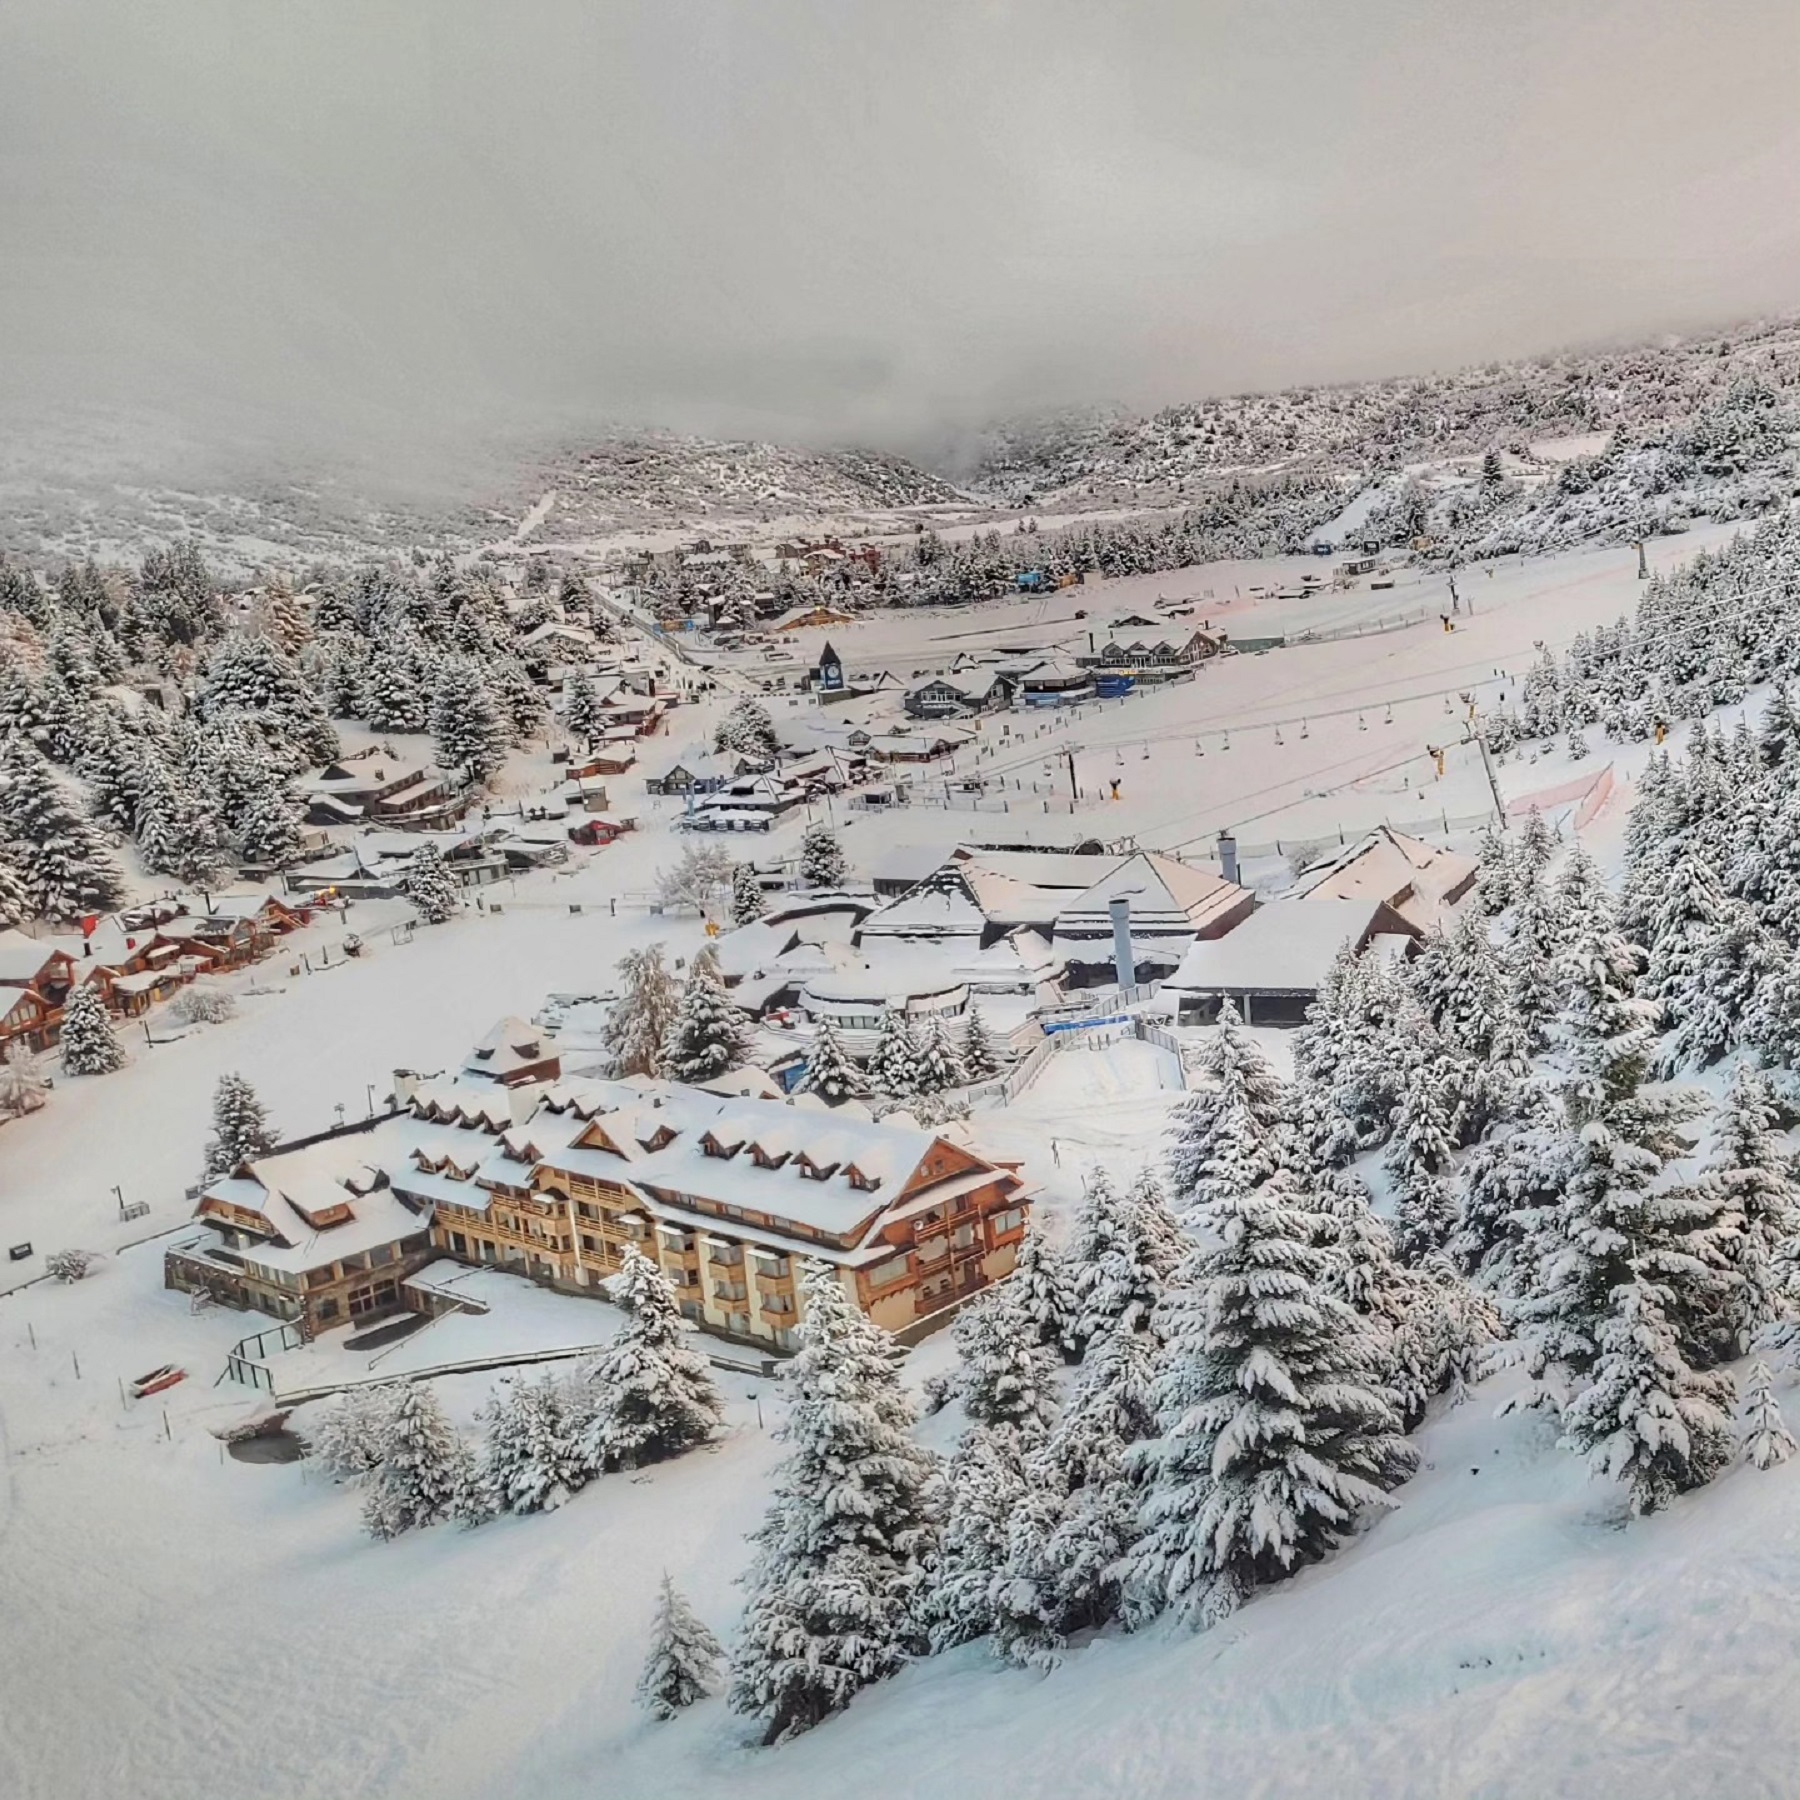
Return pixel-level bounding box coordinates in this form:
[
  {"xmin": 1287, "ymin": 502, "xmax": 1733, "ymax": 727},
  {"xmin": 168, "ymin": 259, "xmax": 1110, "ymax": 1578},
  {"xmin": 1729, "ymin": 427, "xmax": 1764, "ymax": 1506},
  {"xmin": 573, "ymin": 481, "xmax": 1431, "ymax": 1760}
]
[
  {"xmin": 1051, "ymin": 852, "xmax": 1254, "ymax": 984},
  {"xmin": 52, "ymin": 915, "xmax": 198, "ymax": 1016},
  {"xmin": 1162, "ymin": 896, "xmax": 1422, "ymax": 1026},
  {"xmin": 903, "ymin": 668, "xmax": 1012, "ymax": 719},
  {"xmin": 567, "ymin": 813, "xmax": 633, "ymax": 847},
  {"xmin": 645, "ymin": 756, "xmax": 713, "ymax": 797},
  {"xmin": 0, "ymin": 931, "xmax": 78, "ymax": 1051},
  {"xmin": 523, "ymin": 620, "xmax": 603, "ymax": 661},
  {"xmin": 1077, "ymin": 626, "xmax": 1224, "ymax": 678},
  {"xmin": 1287, "ymin": 827, "xmax": 1478, "ymax": 933},
  {"xmin": 1015, "ymin": 659, "xmax": 1096, "ymax": 707},
  {"xmin": 162, "ymin": 892, "xmax": 309, "ymax": 969},
  {"xmin": 167, "ymin": 1142, "xmax": 435, "ymax": 1338},
  {"xmin": 302, "ymin": 750, "xmax": 463, "ymax": 827},
  {"xmin": 864, "ymin": 726, "xmax": 975, "ymax": 765},
  {"xmin": 462, "ymin": 1016, "xmax": 562, "ymax": 1087},
  {"xmin": 684, "ymin": 772, "xmax": 793, "ymax": 833}
]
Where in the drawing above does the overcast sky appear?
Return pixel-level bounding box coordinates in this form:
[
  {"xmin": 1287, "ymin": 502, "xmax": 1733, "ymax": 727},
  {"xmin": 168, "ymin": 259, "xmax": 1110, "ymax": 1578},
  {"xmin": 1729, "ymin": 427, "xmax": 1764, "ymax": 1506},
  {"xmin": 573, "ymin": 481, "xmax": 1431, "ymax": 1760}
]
[{"xmin": 3, "ymin": 0, "xmax": 1799, "ymax": 474}]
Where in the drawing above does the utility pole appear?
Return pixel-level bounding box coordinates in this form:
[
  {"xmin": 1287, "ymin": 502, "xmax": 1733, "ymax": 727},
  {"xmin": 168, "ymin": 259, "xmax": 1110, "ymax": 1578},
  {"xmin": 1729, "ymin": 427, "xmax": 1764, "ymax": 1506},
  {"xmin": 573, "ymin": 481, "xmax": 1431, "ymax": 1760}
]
[{"xmin": 1064, "ymin": 746, "xmax": 1078, "ymax": 804}]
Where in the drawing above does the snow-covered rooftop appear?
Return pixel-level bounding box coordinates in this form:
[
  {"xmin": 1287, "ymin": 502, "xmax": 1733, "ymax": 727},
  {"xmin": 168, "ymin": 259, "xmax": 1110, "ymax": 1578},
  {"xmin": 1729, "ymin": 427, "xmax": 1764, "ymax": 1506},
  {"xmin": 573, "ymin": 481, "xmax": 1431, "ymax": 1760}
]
[{"xmin": 1163, "ymin": 897, "xmax": 1394, "ymax": 996}]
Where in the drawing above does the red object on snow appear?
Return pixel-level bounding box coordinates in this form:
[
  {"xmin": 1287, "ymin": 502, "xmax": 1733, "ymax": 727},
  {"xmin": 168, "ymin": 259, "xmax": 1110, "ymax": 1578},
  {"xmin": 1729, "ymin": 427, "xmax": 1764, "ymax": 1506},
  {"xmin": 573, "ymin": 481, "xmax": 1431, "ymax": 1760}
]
[
  {"xmin": 80, "ymin": 914, "xmax": 99, "ymax": 938},
  {"xmin": 131, "ymin": 1365, "xmax": 187, "ymax": 1399}
]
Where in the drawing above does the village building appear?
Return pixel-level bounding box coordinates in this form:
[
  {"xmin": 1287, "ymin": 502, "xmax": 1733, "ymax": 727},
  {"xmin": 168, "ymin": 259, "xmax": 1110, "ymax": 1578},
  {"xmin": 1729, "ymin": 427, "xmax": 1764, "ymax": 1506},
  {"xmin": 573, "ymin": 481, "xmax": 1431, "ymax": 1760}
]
[
  {"xmin": 799, "ymin": 949, "xmax": 970, "ymax": 1060},
  {"xmin": 514, "ymin": 1084, "xmax": 1028, "ymax": 1344},
  {"xmin": 1286, "ymin": 826, "xmax": 1478, "ymax": 934},
  {"xmin": 1014, "ymin": 658, "xmax": 1097, "ymax": 707},
  {"xmin": 166, "ymin": 1135, "xmax": 437, "ymax": 1337},
  {"xmin": 462, "ymin": 1016, "xmax": 563, "ymax": 1087},
  {"xmin": 859, "ymin": 724, "xmax": 977, "ymax": 765},
  {"xmin": 0, "ymin": 931, "xmax": 78, "ymax": 1051},
  {"xmin": 1161, "ymin": 896, "xmax": 1422, "ymax": 1026},
  {"xmin": 301, "ymin": 749, "xmax": 466, "ymax": 829},
  {"xmin": 902, "ymin": 667, "xmax": 1014, "ymax": 719},
  {"xmin": 1049, "ymin": 851, "xmax": 1254, "ymax": 984},
  {"xmin": 1076, "ymin": 625, "xmax": 1224, "ymax": 680}
]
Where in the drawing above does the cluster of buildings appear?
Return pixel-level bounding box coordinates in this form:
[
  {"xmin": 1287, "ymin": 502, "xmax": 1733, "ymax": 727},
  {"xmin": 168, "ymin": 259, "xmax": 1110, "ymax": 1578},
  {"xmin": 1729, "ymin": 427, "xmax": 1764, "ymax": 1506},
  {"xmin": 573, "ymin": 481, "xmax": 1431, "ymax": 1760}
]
[
  {"xmin": 165, "ymin": 1018, "xmax": 1031, "ymax": 1351},
  {"xmin": 0, "ymin": 893, "xmax": 313, "ymax": 1057},
  {"xmin": 704, "ymin": 825, "xmax": 1478, "ymax": 1057}
]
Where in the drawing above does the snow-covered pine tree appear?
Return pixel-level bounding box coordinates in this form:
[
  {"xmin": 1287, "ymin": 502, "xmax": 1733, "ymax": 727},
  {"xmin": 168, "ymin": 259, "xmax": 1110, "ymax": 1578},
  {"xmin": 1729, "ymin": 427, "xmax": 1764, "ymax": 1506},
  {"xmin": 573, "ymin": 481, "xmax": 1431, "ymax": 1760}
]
[
  {"xmin": 59, "ymin": 981, "xmax": 124, "ymax": 1076},
  {"xmin": 1513, "ymin": 807, "xmax": 1559, "ymax": 894},
  {"xmin": 564, "ymin": 671, "xmax": 602, "ymax": 746},
  {"xmin": 1508, "ymin": 881, "xmax": 1733, "ymax": 1511},
  {"xmin": 301, "ymin": 1385, "xmax": 401, "ymax": 1481},
  {"xmin": 1421, "ymin": 908, "xmax": 1522, "ymax": 1071},
  {"xmin": 473, "ymin": 1374, "xmax": 588, "ymax": 1514},
  {"xmin": 402, "ymin": 839, "xmax": 462, "ymax": 925},
  {"xmin": 637, "ymin": 1574, "xmax": 725, "ymax": 1719},
  {"xmin": 362, "ymin": 1382, "xmax": 474, "ymax": 1539},
  {"xmin": 202, "ymin": 1071, "xmax": 279, "ymax": 1178},
  {"xmin": 1384, "ymin": 1019, "xmax": 1467, "ymax": 1263},
  {"xmin": 1695, "ymin": 1064, "xmax": 1800, "ymax": 1358},
  {"xmin": 714, "ymin": 698, "xmax": 778, "ymax": 763},
  {"xmin": 925, "ymin": 1422, "xmax": 1027, "ymax": 1653},
  {"xmin": 911, "ymin": 1011, "xmax": 965, "ymax": 1094},
  {"xmin": 866, "ymin": 1008, "xmax": 922, "ymax": 1098},
  {"xmin": 0, "ymin": 738, "xmax": 125, "ymax": 919},
  {"xmin": 730, "ymin": 1261, "xmax": 938, "ymax": 1742},
  {"xmin": 799, "ymin": 819, "xmax": 847, "ymax": 889},
  {"xmin": 661, "ymin": 946, "xmax": 751, "ymax": 1083},
  {"xmin": 1448, "ymin": 1080, "xmax": 1568, "ymax": 1286},
  {"xmin": 730, "ymin": 860, "xmax": 766, "ymax": 926},
  {"xmin": 1066, "ymin": 1166, "xmax": 1178, "ymax": 1354},
  {"xmin": 796, "ymin": 1014, "xmax": 869, "ymax": 1103},
  {"xmin": 0, "ymin": 1041, "xmax": 48, "ymax": 1120},
  {"xmin": 165, "ymin": 786, "xmax": 234, "ymax": 893},
  {"xmin": 1657, "ymin": 897, "xmax": 1777, "ymax": 1076},
  {"xmin": 430, "ymin": 660, "xmax": 509, "ymax": 787},
  {"xmin": 77, "ymin": 712, "xmax": 144, "ymax": 836},
  {"xmin": 0, "ymin": 846, "xmax": 27, "ymax": 928},
  {"xmin": 957, "ymin": 1005, "xmax": 1000, "ymax": 1083},
  {"xmin": 580, "ymin": 1245, "xmax": 722, "ymax": 1471},
  {"xmin": 603, "ymin": 944, "xmax": 680, "ymax": 1078},
  {"xmin": 1166, "ymin": 1000, "xmax": 1288, "ymax": 1213},
  {"xmin": 995, "ymin": 1320, "xmax": 1159, "ymax": 1668},
  {"xmin": 1129, "ymin": 1163, "xmax": 1416, "ymax": 1626},
  {"xmin": 223, "ymin": 760, "xmax": 307, "ymax": 870},
  {"xmin": 1560, "ymin": 1276, "xmax": 1735, "ymax": 1515},
  {"xmin": 953, "ymin": 1279, "xmax": 1059, "ymax": 1436},
  {"xmin": 1473, "ymin": 820, "xmax": 1515, "ymax": 916},
  {"xmin": 1739, "ymin": 1360, "xmax": 1796, "ymax": 1469},
  {"xmin": 1007, "ymin": 1214, "xmax": 1078, "ymax": 1358}
]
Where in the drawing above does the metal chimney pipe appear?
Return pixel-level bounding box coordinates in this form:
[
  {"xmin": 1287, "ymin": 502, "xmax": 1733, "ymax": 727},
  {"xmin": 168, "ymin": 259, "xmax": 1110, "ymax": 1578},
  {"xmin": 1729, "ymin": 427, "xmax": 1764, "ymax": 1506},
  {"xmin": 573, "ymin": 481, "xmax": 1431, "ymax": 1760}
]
[
  {"xmin": 1109, "ymin": 894, "xmax": 1134, "ymax": 989},
  {"xmin": 1218, "ymin": 832, "xmax": 1239, "ymax": 885}
]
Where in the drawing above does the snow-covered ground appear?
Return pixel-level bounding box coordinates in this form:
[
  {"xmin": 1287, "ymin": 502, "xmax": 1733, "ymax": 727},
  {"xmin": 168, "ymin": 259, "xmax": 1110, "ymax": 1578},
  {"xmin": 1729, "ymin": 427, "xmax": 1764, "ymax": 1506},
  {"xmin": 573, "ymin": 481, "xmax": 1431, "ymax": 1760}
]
[{"xmin": 0, "ymin": 519, "xmax": 1786, "ymax": 1799}]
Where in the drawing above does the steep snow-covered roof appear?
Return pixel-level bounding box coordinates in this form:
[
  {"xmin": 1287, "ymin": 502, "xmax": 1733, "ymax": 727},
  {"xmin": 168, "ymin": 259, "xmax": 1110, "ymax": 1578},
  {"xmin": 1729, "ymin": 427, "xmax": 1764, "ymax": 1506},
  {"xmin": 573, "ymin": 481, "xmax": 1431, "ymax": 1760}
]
[
  {"xmin": 1289, "ymin": 826, "xmax": 1477, "ymax": 932},
  {"xmin": 857, "ymin": 884, "xmax": 987, "ymax": 939},
  {"xmin": 0, "ymin": 930, "xmax": 70, "ymax": 983},
  {"xmin": 462, "ymin": 1016, "xmax": 558, "ymax": 1081}
]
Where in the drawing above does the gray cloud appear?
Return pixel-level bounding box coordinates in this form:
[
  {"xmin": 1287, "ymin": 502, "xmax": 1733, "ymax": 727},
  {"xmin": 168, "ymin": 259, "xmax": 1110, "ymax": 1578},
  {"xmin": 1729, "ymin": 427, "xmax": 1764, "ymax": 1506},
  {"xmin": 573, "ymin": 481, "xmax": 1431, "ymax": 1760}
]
[{"xmin": 3, "ymin": 0, "xmax": 1799, "ymax": 482}]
